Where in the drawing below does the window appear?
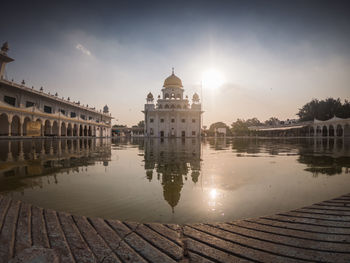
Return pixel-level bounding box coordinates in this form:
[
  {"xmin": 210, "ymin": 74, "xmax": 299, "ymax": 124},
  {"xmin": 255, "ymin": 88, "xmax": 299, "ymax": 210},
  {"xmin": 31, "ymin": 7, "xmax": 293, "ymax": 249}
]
[
  {"xmin": 181, "ymin": 118, "xmax": 186, "ymax": 123},
  {"xmin": 71, "ymin": 112, "xmax": 76, "ymax": 118},
  {"xmin": 89, "ymin": 116, "xmax": 92, "ymax": 120},
  {"xmin": 150, "ymin": 128, "xmax": 154, "ymax": 135},
  {"xmin": 80, "ymin": 114, "xmax": 86, "ymax": 120},
  {"xmin": 165, "ymin": 93, "xmax": 169, "ymax": 99},
  {"xmin": 192, "ymin": 131, "xmax": 196, "ymax": 136},
  {"xmin": 44, "ymin": 105, "xmax": 52, "ymax": 113},
  {"xmin": 192, "ymin": 119, "xmax": 196, "ymax": 123},
  {"xmin": 160, "ymin": 118, "xmax": 164, "ymax": 123},
  {"xmin": 26, "ymin": 101, "xmax": 35, "ymax": 107},
  {"xmin": 150, "ymin": 118, "xmax": 154, "ymax": 123},
  {"xmin": 60, "ymin": 109, "xmax": 66, "ymax": 115},
  {"xmin": 171, "ymin": 118, "xmax": 175, "ymax": 123},
  {"xmin": 165, "ymin": 104, "xmax": 169, "ymax": 109},
  {"xmin": 4, "ymin": 96, "xmax": 16, "ymax": 106}
]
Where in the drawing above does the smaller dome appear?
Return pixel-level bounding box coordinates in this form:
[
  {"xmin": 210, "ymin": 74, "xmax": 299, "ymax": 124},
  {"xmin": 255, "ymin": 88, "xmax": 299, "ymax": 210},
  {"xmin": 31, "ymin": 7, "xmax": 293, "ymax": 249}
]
[
  {"xmin": 192, "ymin": 93, "xmax": 200, "ymax": 102},
  {"xmin": 147, "ymin": 92, "xmax": 154, "ymax": 100},
  {"xmin": 103, "ymin": 105, "xmax": 109, "ymax": 113}
]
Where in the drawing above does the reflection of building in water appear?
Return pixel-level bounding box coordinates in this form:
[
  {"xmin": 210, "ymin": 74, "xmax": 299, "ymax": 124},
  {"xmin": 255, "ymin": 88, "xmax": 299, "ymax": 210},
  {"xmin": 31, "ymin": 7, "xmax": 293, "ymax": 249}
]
[
  {"xmin": 225, "ymin": 137, "xmax": 350, "ymax": 176},
  {"xmin": 0, "ymin": 42, "xmax": 112, "ymax": 138},
  {"xmin": 0, "ymin": 139, "xmax": 112, "ymax": 192},
  {"xmin": 144, "ymin": 139, "xmax": 201, "ymax": 211},
  {"xmin": 297, "ymin": 138, "xmax": 350, "ymax": 176}
]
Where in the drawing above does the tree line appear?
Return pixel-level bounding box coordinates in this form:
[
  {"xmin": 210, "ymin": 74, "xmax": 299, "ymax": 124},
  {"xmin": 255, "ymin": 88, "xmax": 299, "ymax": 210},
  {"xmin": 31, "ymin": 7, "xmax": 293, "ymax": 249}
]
[{"xmin": 208, "ymin": 98, "xmax": 350, "ymax": 136}]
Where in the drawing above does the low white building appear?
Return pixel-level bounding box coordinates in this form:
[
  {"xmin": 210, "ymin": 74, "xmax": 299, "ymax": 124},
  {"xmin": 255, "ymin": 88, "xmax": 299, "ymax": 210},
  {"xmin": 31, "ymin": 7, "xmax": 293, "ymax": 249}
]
[
  {"xmin": 143, "ymin": 70, "xmax": 203, "ymax": 138},
  {"xmin": 0, "ymin": 42, "xmax": 112, "ymax": 137}
]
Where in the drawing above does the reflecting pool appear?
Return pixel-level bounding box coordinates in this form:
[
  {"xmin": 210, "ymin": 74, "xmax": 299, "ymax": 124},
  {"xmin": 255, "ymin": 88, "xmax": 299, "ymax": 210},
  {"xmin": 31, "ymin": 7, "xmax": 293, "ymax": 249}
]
[{"xmin": 0, "ymin": 138, "xmax": 349, "ymax": 224}]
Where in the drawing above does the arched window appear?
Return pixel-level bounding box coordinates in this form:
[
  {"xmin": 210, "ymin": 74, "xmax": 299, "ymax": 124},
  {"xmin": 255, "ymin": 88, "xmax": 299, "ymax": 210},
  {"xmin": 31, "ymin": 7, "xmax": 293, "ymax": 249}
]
[
  {"xmin": 176, "ymin": 94, "xmax": 181, "ymax": 99},
  {"xmin": 164, "ymin": 93, "xmax": 169, "ymax": 99},
  {"xmin": 171, "ymin": 93, "xmax": 175, "ymax": 99},
  {"xmin": 165, "ymin": 104, "xmax": 169, "ymax": 109},
  {"xmin": 170, "ymin": 104, "xmax": 175, "ymax": 109}
]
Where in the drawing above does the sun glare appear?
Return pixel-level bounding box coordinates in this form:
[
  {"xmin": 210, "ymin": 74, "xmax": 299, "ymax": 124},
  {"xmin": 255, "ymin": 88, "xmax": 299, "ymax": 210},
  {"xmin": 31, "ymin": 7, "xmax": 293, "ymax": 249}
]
[
  {"xmin": 202, "ymin": 69, "xmax": 225, "ymax": 90},
  {"xmin": 210, "ymin": 188, "xmax": 217, "ymax": 199}
]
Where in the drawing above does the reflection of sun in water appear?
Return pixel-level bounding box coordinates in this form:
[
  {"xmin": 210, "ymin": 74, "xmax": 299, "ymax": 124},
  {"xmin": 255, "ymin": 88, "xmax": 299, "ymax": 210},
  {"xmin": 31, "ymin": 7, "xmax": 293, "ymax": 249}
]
[
  {"xmin": 210, "ymin": 188, "xmax": 217, "ymax": 199},
  {"xmin": 202, "ymin": 69, "xmax": 225, "ymax": 90}
]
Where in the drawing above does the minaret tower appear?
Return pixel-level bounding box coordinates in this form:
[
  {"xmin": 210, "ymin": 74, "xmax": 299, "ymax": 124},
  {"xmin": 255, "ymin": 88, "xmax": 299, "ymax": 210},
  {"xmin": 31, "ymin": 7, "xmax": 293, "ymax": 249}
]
[{"xmin": 0, "ymin": 42, "xmax": 14, "ymax": 80}]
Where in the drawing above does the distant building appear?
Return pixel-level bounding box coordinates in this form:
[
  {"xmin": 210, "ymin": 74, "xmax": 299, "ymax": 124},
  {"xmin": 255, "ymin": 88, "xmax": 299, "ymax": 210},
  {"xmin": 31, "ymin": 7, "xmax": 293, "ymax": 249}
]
[
  {"xmin": 0, "ymin": 42, "xmax": 112, "ymax": 137},
  {"xmin": 143, "ymin": 69, "xmax": 203, "ymax": 137}
]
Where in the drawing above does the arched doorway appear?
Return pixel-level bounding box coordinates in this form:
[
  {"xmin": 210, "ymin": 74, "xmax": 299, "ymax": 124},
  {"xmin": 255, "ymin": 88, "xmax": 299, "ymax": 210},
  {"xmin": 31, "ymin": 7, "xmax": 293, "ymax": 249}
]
[
  {"xmin": 61, "ymin": 122, "xmax": 67, "ymax": 136},
  {"xmin": 73, "ymin": 124, "xmax": 78, "ymax": 136},
  {"xmin": 84, "ymin": 125, "xmax": 87, "ymax": 136},
  {"xmin": 316, "ymin": 126, "xmax": 322, "ymax": 136},
  {"xmin": 322, "ymin": 126, "xmax": 328, "ymax": 137},
  {"xmin": 52, "ymin": 121, "xmax": 59, "ymax": 136},
  {"xmin": 88, "ymin": 126, "xmax": 92, "ymax": 136},
  {"xmin": 67, "ymin": 123, "xmax": 72, "ymax": 136},
  {"xmin": 329, "ymin": 125, "xmax": 335, "ymax": 137},
  {"xmin": 23, "ymin": 117, "xmax": 31, "ymax": 136},
  {"xmin": 44, "ymin": 120, "xmax": 51, "ymax": 136},
  {"xmin": 36, "ymin": 119, "xmax": 43, "ymax": 136},
  {"xmin": 79, "ymin": 125, "xmax": 83, "ymax": 136},
  {"xmin": 344, "ymin": 124, "xmax": 350, "ymax": 137},
  {"xmin": 309, "ymin": 127, "xmax": 315, "ymax": 136},
  {"xmin": 160, "ymin": 131, "xmax": 164, "ymax": 137},
  {"xmin": 11, "ymin": 115, "xmax": 21, "ymax": 136},
  {"xmin": 336, "ymin": 124, "xmax": 343, "ymax": 137},
  {"xmin": 0, "ymin": 113, "xmax": 9, "ymax": 136}
]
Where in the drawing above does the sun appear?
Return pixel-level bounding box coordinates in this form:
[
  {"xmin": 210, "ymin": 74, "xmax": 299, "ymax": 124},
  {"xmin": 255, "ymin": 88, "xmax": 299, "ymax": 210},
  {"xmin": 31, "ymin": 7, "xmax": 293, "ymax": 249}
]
[{"xmin": 202, "ymin": 68, "xmax": 225, "ymax": 90}]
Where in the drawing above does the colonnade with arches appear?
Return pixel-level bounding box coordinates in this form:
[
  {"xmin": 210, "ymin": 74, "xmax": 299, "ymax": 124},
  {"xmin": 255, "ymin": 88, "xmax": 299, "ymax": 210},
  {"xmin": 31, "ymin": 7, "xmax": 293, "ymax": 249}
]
[
  {"xmin": 309, "ymin": 122, "xmax": 350, "ymax": 138},
  {"xmin": 0, "ymin": 112, "xmax": 109, "ymax": 137}
]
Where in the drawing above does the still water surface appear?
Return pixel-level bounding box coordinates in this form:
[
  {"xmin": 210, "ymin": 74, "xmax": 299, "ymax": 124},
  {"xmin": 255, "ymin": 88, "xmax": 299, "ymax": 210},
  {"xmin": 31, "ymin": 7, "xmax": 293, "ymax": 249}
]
[{"xmin": 0, "ymin": 138, "xmax": 349, "ymax": 224}]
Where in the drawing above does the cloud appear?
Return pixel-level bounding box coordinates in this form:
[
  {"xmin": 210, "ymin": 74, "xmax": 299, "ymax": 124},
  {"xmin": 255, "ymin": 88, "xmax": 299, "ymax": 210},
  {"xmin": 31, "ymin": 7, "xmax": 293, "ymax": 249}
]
[{"xmin": 75, "ymin": 43, "xmax": 91, "ymax": 56}]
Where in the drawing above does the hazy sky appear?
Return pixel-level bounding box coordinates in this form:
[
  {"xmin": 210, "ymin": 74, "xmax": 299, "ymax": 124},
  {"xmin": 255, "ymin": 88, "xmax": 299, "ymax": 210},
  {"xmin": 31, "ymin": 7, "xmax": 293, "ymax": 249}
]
[{"xmin": 1, "ymin": 0, "xmax": 350, "ymax": 126}]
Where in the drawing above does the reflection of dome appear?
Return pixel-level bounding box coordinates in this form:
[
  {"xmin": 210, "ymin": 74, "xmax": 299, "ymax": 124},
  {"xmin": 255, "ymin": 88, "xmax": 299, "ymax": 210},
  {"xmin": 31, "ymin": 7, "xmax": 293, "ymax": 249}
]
[
  {"xmin": 162, "ymin": 174, "xmax": 183, "ymax": 212},
  {"xmin": 163, "ymin": 70, "xmax": 183, "ymax": 88},
  {"xmin": 1, "ymin": 42, "xmax": 9, "ymax": 53}
]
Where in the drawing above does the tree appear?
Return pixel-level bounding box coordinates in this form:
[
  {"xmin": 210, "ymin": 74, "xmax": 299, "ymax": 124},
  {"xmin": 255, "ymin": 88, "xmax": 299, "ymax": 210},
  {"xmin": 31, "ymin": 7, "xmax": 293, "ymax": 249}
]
[
  {"xmin": 264, "ymin": 117, "xmax": 280, "ymax": 126},
  {"xmin": 297, "ymin": 98, "xmax": 349, "ymax": 121},
  {"xmin": 137, "ymin": 120, "xmax": 145, "ymax": 128},
  {"xmin": 245, "ymin": 117, "xmax": 262, "ymax": 126},
  {"xmin": 208, "ymin": 122, "xmax": 231, "ymax": 136},
  {"xmin": 231, "ymin": 119, "xmax": 250, "ymax": 136}
]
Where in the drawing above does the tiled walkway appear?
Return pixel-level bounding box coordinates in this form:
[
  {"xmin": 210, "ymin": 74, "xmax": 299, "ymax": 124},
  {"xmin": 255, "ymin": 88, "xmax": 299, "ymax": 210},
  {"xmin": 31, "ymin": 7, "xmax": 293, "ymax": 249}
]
[{"xmin": 1, "ymin": 194, "xmax": 350, "ymax": 262}]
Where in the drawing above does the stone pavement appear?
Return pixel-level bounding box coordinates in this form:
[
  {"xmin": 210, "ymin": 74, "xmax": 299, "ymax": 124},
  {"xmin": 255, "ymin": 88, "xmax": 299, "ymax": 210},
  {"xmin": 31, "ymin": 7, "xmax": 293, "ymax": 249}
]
[{"xmin": 1, "ymin": 194, "xmax": 350, "ymax": 262}]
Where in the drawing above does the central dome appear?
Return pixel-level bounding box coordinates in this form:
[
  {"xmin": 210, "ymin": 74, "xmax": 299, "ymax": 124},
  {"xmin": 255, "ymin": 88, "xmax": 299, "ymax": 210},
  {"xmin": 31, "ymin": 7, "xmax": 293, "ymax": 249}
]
[{"xmin": 163, "ymin": 70, "xmax": 183, "ymax": 88}]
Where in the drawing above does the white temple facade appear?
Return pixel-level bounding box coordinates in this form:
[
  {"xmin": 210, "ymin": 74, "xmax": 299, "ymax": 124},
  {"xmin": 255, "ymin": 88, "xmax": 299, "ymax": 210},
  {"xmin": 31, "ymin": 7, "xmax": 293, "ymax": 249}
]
[{"xmin": 143, "ymin": 70, "xmax": 202, "ymax": 138}]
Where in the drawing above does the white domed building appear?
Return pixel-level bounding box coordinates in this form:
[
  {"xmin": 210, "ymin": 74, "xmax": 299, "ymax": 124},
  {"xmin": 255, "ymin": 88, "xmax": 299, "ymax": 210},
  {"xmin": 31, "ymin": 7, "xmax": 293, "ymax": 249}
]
[{"xmin": 143, "ymin": 70, "xmax": 203, "ymax": 137}]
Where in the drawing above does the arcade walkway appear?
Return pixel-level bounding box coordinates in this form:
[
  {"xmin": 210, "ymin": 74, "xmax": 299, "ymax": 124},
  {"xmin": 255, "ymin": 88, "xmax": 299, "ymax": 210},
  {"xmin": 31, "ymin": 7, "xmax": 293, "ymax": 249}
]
[{"xmin": 0, "ymin": 194, "xmax": 350, "ymax": 262}]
